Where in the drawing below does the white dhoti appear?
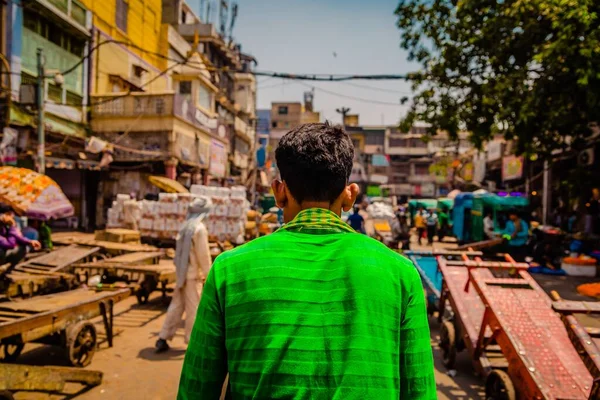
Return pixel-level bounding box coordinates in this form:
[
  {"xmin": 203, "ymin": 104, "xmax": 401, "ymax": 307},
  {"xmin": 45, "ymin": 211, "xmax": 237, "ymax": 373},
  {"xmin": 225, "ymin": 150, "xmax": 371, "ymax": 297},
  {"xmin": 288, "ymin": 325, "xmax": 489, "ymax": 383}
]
[{"xmin": 159, "ymin": 279, "xmax": 203, "ymax": 343}]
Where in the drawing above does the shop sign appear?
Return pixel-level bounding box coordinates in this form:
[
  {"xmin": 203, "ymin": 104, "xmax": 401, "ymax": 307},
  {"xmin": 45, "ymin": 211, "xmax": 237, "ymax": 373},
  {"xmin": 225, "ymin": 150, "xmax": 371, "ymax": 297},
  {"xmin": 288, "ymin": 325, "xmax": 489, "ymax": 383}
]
[
  {"xmin": 209, "ymin": 140, "xmax": 227, "ymax": 178},
  {"xmin": 195, "ymin": 108, "xmax": 218, "ymax": 130},
  {"xmin": 473, "ymin": 153, "xmax": 486, "ymax": 183},
  {"xmin": 502, "ymin": 155, "xmax": 524, "ymax": 181},
  {"xmin": 461, "ymin": 162, "xmax": 474, "ymax": 181},
  {"xmin": 369, "ymin": 174, "xmax": 389, "ymax": 184},
  {"xmin": 487, "ymin": 140, "xmax": 503, "ymax": 161}
]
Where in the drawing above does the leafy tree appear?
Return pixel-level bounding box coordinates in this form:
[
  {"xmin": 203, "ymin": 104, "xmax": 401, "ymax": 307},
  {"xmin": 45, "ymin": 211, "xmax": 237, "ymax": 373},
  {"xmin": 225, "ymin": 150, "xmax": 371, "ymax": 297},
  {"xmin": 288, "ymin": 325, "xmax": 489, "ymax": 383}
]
[{"xmin": 396, "ymin": 0, "xmax": 600, "ymax": 156}]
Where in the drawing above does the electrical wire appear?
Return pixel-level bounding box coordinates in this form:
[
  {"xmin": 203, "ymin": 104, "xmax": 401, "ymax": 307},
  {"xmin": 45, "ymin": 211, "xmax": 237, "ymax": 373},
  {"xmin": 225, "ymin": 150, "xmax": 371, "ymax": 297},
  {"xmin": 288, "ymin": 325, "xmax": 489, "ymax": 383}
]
[
  {"xmin": 297, "ymin": 82, "xmax": 402, "ymax": 106},
  {"xmin": 338, "ymin": 81, "xmax": 413, "ymax": 95}
]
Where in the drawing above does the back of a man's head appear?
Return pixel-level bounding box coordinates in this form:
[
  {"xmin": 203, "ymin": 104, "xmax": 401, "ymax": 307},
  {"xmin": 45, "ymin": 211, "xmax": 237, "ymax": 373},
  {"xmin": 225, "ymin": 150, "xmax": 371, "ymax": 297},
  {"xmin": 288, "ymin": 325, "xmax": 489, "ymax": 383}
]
[{"xmin": 275, "ymin": 122, "xmax": 354, "ymax": 204}]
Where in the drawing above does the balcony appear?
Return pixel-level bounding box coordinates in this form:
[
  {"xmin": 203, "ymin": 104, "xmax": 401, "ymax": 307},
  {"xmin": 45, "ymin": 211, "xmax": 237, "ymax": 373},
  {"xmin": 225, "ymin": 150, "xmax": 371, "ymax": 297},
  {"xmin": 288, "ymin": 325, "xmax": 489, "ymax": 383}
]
[
  {"xmin": 386, "ymin": 134, "xmax": 429, "ymax": 156},
  {"xmin": 36, "ymin": 0, "xmax": 90, "ymax": 35},
  {"xmin": 22, "ymin": 28, "xmax": 84, "ymax": 95},
  {"xmin": 91, "ymin": 93, "xmax": 219, "ymax": 136}
]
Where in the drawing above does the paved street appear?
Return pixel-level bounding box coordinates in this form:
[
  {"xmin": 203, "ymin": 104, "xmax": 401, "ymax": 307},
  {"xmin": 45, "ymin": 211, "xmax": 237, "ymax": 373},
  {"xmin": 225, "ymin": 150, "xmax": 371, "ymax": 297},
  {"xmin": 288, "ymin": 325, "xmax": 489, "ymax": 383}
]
[
  {"xmin": 10, "ymin": 238, "xmax": 598, "ymax": 400},
  {"xmin": 14, "ymin": 290, "xmax": 485, "ymax": 400}
]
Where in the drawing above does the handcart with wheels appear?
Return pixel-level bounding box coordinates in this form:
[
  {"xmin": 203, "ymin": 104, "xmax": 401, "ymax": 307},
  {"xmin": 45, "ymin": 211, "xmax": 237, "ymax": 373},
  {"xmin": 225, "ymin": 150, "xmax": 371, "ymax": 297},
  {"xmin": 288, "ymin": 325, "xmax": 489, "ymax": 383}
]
[
  {"xmin": 438, "ymin": 252, "xmax": 593, "ymax": 399},
  {"xmin": 405, "ymin": 250, "xmax": 482, "ymax": 315},
  {"xmin": 552, "ymin": 295, "xmax": 600, "ymax": 399},
  {"xmin": 72, "ymin": 256, "xmax": 174, "ymax": 304},
  {"xmin": 0, "ymin": 288, "xmax": 129, "ymax": 365}
]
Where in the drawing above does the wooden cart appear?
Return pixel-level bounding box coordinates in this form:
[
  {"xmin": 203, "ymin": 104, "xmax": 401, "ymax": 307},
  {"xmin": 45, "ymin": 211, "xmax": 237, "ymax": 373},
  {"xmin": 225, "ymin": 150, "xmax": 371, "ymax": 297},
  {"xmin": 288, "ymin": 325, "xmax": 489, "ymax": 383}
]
[
  {"xmin": 0, "ymin": 245, "xmax": 100, "ymax": 300},
  {"xmin": 72, "ymin": 256, "xmax": 174, "ymax": 304},
  {"xmin": 52, "ymin": 232, "xmax": 158, "ymax": 256},
  {"xmin": 0, "ymin": 288, "xmax": 129, "ymax": 366}
]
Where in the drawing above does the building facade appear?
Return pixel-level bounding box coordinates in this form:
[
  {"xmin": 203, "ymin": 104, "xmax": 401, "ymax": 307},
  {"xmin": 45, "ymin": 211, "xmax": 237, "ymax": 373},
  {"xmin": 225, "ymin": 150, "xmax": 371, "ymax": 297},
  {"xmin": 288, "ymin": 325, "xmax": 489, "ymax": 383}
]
[{"xmin": 5, "ymin": 0, "xmax": 94, "ymax": 226}]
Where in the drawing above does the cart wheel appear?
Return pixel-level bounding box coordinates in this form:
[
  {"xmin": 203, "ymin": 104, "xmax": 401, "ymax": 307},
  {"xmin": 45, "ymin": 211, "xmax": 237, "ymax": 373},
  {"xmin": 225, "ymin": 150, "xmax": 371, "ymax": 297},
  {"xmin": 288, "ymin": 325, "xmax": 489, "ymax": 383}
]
[
  {"xmin": 136, "ymin": 289, "xmax": 149, "ymax": 304},
  {"xmin": 0, "ymin": 391, "xmax": 14, "ymax": 400},
  {"xmin": 1, "ymin": 343, "xmax": 24, "ymax": 362},
  {"xmin": 440, "ymin": 320, "xmax": 457, "ymax": 369},
  {"xmin": 485, "ymin": 370, "xmax": 516, "ymax": 400},
  {"xmin": 67, "ymin": 321, "xmax": 97, "ymax": 367}
]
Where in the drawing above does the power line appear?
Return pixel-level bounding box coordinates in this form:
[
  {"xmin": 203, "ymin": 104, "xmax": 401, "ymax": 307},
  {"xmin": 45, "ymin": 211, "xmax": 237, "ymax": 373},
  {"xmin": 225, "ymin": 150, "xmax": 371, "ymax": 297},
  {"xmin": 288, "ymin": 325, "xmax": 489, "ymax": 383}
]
[
  {"xmin": 338, "ymin": 81, "xmax": 413, "ymax": 95},
  {"xmin": 298, "ymin": 82, "xmax": 402, "ymax": 106}
]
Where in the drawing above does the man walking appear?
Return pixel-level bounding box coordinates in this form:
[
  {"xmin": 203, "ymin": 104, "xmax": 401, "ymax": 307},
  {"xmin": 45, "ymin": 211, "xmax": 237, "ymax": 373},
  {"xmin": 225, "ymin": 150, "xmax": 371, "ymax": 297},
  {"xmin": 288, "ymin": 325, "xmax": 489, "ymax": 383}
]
[
  {"xmin": 156, "ymin": 197, "xmax": 213, "ymax": 352},
  {"xmin": 178, "ymin": 123, "xmax": 436, "ymax": 399}
]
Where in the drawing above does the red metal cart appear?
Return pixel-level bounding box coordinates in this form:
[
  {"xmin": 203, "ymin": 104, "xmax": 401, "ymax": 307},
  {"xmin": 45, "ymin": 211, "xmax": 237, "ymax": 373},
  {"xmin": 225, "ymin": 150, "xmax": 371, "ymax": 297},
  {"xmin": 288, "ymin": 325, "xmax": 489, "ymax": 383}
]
[
  {"xmin": 552, "ymin": 296, "xmax": 600, "ymax": 399},
  {"xmin": 438, "ymin": 252, "xmax": 593, "ymax": 399}
]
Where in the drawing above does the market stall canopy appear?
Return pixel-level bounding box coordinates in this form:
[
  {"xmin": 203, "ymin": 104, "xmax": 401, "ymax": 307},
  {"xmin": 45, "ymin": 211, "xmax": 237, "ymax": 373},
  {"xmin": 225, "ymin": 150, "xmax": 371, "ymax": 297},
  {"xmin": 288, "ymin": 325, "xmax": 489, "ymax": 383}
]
[
  {"xmin": 0, "ymin": 167, "xmax": 74, "ymax": 220},
  {"xmin": 148, "ymin": 176, "xmax": 189, "ymax": 194},
  {"xmin": 437, "ymin": 197, "xmax": 454, "ymax": 210}
]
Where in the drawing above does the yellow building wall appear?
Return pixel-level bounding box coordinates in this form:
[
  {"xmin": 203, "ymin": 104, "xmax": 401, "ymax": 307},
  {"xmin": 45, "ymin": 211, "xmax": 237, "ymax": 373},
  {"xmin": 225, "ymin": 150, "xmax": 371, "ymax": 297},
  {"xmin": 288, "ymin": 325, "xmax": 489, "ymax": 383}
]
[{"xmin": 79, "ymin": 0, "xmax": 168, "ymax": 95}]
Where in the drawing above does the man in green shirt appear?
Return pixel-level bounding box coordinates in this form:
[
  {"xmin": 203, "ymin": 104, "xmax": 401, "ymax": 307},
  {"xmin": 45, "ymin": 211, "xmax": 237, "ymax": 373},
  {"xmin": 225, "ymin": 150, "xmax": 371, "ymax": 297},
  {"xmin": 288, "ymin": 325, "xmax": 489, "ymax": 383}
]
[{"xmin": 178, "ymin": 122, "xmax": 436, "ymax": 399}]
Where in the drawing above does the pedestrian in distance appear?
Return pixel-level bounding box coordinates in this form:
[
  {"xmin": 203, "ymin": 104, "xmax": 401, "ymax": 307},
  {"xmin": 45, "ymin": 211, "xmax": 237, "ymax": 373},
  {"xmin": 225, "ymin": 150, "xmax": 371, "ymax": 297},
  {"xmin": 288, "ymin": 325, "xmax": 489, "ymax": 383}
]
[
  {"xmin": 156, "ymin": 197, "xmax": 213, "ymax": 353},
  {"xmin": 414, "ymin": 206, "xmax": 427, "ymax": 246},
  {"xmin": 178, "ymin": 122, "xmax": 436, "ymax": 399},
  {"xmin": 426, "ymin": 208, "xmax": 438, "ymax": 245},
  {"xmin": 347, "ymin": 205, "xmax": 366, "ymax": 233}
]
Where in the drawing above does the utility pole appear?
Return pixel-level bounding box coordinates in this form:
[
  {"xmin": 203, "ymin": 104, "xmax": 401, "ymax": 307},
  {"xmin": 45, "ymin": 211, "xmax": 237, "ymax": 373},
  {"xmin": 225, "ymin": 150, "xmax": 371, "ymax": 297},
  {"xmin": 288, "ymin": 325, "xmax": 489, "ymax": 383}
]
[
  {"xmin": 36, "ymin": 48, "xmax": 45, "ymax": 175},
  {"xmin": 336, "ymin": 107, "xmax": 350, "ymax": 126}
]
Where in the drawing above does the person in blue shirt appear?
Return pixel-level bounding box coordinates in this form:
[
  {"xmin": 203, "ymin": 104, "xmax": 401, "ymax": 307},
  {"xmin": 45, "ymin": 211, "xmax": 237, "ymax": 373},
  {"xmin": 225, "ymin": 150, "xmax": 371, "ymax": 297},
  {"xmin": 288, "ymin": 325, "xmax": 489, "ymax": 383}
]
[
  {"xmin": 503, "ymin": 209, "xmax": 529, "ymax": 261},
  {"xmin": 347, "ymin": 206, "xmax": 365, "ymax": 233}
]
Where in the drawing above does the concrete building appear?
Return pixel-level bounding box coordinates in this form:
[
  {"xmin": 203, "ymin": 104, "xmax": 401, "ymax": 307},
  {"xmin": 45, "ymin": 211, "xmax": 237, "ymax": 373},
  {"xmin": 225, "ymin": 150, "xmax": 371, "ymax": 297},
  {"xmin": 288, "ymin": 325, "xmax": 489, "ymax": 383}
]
[
  {"xmin": 4, "ymin": 0, "xmax": 94, "ymax": 226},
  {"xmin": 267, "ymin": 94, "xmax": 321, "ymax": 168}
]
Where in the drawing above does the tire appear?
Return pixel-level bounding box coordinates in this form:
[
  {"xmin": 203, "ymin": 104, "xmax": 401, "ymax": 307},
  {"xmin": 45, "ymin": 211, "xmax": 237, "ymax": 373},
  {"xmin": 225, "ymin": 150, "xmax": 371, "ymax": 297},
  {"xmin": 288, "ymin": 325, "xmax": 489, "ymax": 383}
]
[
  {"xmin": 439, "ymin": 320, "xmax": 457, "ymax": 369},
  {"xmin": 0, "ymin": 391, "xmax": 14, "ymax": 400},
  {"xmin": 485, "ymin": 370, "xmax": 516, "ymax": 400},
  {"xmin": 0, "ymin": 343, "xmax": 24, "ymax": 363},
  {"xmin": 66, "ymin": 321, "xmax": 97, "ymax": 367}
]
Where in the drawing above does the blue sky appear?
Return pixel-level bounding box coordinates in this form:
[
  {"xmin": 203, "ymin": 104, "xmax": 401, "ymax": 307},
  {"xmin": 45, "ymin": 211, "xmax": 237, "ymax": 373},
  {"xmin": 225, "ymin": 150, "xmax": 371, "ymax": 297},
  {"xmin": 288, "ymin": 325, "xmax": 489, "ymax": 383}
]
[{"xmin": 187, "ymin": 0, "xmax": 418, "ymax": 126}]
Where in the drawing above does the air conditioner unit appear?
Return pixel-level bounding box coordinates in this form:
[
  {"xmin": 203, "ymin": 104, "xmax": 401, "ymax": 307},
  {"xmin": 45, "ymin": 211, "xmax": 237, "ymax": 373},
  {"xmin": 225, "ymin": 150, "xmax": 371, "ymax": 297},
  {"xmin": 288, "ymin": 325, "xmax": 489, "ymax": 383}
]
[{"xmin": 578, "ymin": 148, "xmax": 594, "ymax": 166}]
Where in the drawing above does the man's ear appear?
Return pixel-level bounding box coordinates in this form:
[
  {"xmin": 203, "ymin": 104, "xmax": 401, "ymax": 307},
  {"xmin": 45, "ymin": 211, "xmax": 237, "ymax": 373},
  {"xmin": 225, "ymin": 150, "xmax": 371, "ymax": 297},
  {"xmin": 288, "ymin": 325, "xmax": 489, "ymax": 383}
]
[
  {"xmin": 341, "ymin": 183, "xmax": 360, "ymax": 212},
  {"xmin": 272, "ymin": 180, "xmax": 288, "ymax": 209}
]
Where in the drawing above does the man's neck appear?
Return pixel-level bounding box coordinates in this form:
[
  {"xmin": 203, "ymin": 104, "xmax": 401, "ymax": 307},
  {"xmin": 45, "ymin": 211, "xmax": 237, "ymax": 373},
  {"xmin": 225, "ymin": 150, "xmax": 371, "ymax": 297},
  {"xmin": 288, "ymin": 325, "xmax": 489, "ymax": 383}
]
[{"xmin": 285, "ymin": 202, "xmax": 342, "ymax": 223}]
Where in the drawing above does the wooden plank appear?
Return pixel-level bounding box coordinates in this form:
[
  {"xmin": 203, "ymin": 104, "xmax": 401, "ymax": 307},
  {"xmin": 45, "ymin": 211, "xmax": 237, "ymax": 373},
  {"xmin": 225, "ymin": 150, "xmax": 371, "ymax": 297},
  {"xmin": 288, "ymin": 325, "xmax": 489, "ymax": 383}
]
[
  {"xmin": 553, "ymin": 300, "xmax": 600, "ymax": 314},
  {"xmin": 0, "ymin": 364, "xmax": 102, "ymax": 391},
  {"xmin": 0, "ymin": 289, "xmax": 130, "ymax": 341}
]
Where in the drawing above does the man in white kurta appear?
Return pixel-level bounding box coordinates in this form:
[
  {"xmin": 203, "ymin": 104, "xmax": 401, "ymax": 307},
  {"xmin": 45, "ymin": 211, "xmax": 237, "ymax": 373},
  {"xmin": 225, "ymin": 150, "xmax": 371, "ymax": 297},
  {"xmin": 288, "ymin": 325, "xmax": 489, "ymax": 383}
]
[{"xmin": 156, "ymin": 198, "xmax": 213, "ymax": 352}]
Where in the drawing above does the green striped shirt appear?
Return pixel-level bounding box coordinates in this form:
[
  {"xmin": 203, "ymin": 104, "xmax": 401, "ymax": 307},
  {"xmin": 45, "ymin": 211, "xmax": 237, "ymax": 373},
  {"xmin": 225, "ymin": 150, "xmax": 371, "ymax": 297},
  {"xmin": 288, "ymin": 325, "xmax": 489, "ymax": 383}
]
[{"xmin": 179, "ymin": 208, "xmax": 436, "ymax": 399}]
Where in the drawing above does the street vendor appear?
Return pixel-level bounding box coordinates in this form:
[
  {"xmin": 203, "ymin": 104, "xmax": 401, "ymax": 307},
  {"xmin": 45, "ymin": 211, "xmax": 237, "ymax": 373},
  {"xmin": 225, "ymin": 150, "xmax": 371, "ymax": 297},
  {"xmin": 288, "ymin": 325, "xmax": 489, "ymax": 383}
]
[
  {"xmin": 502, "ymin": 209, "xmax": 529, "ymax": 261},
  {"xmin": 0, "ymin": 205, "xmax": 41, "ymax": 267},
  {"xmin": 155, "ymin": 197, "xmax": 213, "ymax": 353}
]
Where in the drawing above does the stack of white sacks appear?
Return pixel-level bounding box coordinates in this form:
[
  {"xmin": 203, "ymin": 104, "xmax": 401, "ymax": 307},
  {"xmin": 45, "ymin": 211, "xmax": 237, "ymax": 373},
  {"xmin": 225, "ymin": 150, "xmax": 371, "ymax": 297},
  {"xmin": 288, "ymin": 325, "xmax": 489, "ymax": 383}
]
[{"xmin": 106, "ymin": 186, "xmax": 249, "ymax": 244}]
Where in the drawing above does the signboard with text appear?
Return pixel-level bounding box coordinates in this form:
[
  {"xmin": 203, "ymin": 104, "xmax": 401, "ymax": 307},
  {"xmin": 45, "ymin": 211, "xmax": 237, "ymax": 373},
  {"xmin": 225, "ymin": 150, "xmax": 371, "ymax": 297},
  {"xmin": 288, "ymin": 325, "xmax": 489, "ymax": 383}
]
[
  {"xmin": 502, "ymin": 155, "xmax": 524, "ymax": 181},
  {"xmin": 209, "ymin": 140, "xmax": 227, "ymax": 178}
]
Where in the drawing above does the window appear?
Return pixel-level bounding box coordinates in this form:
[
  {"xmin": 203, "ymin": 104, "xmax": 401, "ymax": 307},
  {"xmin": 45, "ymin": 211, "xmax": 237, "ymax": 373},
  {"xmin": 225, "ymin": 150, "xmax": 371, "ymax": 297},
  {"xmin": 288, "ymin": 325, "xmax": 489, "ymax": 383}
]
[
  {"xmin": 132, "ymin": 65, "xmax": 147, "ymax": 80},
  {"xmin": 197, "ymin": 84, "xmax": 212, "ymax": 111},
  {"xmin": 178, "ymin": 81, "xmax": 192, "ymax": 96},
  {"xmin": 278, "ymin": 106, "xmax": 288, "ymax": 115},
  {"xmin": 271, "ymin": 122, "xmax": 277, "ymax": 128},
  {"xmin": 116, "ymin": 0, "xmax": 128, "ymax": 32},
  {"xmin": 284, "ymin": 122, "xmax": 290, "ymax": 128}
]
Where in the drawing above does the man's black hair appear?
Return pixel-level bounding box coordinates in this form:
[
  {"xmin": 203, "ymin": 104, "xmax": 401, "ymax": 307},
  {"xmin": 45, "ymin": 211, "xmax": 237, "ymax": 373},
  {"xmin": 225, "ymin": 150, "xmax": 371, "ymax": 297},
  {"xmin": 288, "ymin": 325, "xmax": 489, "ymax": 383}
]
[{"xmin": 275, "ymin": 122, "xmax": 354, "ymax": 204}]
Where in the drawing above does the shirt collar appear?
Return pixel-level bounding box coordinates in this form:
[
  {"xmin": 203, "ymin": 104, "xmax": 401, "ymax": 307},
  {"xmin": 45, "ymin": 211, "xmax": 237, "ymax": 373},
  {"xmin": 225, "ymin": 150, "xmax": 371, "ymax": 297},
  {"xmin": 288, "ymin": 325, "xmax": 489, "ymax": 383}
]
[{"xmin": 280, "ymin": 208, "xmax": 356, "ymax": 234}]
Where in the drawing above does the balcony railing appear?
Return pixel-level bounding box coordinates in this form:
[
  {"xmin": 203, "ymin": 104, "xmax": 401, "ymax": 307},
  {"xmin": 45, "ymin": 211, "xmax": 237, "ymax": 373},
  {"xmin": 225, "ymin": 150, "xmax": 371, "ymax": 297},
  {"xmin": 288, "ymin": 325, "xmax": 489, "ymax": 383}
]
[{"xmin": 92, "ymin": 93, "xmax": 219, "ymax": 136}]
